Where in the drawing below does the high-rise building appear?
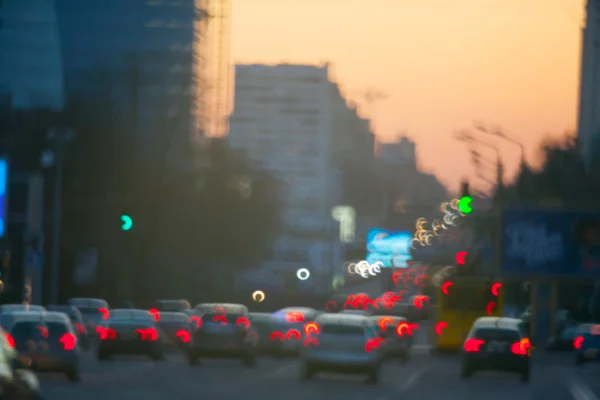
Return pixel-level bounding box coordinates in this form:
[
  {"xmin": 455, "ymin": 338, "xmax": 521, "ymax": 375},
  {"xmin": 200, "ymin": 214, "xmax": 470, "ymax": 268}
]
[
  {"xmin": 0, "ymin": 0, "xmax": 65, "ymax": 111},
  {"xmin": 578, "ymin": 0, "xmax": 600, "ymax": 165},
  {"xmin": 53, "ymin": 0, "xmax": 200, "ymax": 158},
  {"xmin": 229, "ymin": 63, "xmax": 344, "ymax": 273}
]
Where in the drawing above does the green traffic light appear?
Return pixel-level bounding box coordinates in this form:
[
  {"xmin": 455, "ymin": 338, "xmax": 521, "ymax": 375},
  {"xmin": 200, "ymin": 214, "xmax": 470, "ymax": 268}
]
[
  {"xmin": 120, "ymin": 215, "xmax": 133, "ymax": 231},
  {"xmin": 458, "ymin": 196, "xmax": 473, "ymax": 214}
]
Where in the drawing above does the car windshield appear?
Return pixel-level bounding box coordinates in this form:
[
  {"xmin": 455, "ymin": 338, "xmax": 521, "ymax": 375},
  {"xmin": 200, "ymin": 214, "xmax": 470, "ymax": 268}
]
[
  {"xmin": 473, "ymin": 328, "xmax": 520, "ymax": 341},
  {"xmin": 157, "ymin": 313, "xmax": 188, "ymax": 323},
  {"xmin": 10, "ymin": 321, "xmax": 46, "ymax": 348},
  {"xmin": 201, "ymin": 313, "xmax": 243, "ymax": 323},
  {"xmin": 46, "ymin": 321, "xmax": 70, "ymax": 341},
  {"xmin": 321, "ymin": 323, "xmax": 364, "ymax": 336}
]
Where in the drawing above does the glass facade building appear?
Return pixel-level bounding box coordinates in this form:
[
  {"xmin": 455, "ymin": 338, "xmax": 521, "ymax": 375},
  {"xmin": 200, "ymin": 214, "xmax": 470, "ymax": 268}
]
[
  {"xmin": 54, "ymin": 0, "xmax": 199, "ymax": 155},
  {"xmin": 0, "ymin": 0, "xmax": 65, "ymax": 111}
]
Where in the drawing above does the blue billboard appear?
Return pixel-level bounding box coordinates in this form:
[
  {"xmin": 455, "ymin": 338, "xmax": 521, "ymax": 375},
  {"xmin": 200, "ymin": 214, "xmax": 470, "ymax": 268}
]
[
  {"xmin": 366, "ymin": 229, "xmax": 412, "ymax": 268},
  {"xmin": 500, "ymin": 210, "xmax": 600, "ymax": 276},
  {"xmin": 0, "ymin": 158, "xmax": 7, "ymax": 238}
]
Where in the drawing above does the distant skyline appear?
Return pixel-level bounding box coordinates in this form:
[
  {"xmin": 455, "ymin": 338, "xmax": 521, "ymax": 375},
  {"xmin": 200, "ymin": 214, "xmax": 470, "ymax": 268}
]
[{"xmin": 231, "ymin": 0, "xmax": 584, "ymax": 191}]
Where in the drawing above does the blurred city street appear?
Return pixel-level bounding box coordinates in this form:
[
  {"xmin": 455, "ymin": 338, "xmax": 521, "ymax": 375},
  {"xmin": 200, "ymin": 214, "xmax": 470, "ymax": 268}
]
[{"xmin": 40, "ymin": 348, "xmax": 600, "ymax": 400}]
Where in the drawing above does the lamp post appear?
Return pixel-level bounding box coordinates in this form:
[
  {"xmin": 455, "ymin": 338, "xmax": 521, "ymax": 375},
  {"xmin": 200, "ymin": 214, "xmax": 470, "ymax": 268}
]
[
  {"xmin": 473, "ymin": 123, "xmax": 525, "ymax": 166},
  {"xmin": 455, "ymin": 129, "xmax": 504, "ymax": 186},
  {"xmin": 47, "ymin": 128, "xmax": 74, "ymax": 305}
]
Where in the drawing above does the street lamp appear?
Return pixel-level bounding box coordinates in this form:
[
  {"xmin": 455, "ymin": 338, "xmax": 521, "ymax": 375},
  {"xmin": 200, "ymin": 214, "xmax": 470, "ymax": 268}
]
[
  {"xmin": 473, "ymin": 122, "xmax": 525, "ymax": 165},
  {"xmin": 455, "ymin": 129, "xmax": 504, "ymax": 186},
  {"xmin": 46, "ymin": 128, "xmax": 75, "ymax": 305}
]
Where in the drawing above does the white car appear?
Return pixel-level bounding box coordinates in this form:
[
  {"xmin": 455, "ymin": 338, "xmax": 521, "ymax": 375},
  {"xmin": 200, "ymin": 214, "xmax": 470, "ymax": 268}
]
[{"xmin": 301, "ymin": 313, "xmax": 383, "ymax": 384}]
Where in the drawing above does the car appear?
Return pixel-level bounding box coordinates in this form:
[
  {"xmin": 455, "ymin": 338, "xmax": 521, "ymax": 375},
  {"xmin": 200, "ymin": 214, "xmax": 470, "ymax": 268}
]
[
  {"xmin": 407, "ymin": 295, "xmax": 430, "ymax": 321},
  {"xmin": 372, "ymin": 315, "xmax": 412, "ymax": 362},
  {"xmin": 0, "ymin": 304, "xmax": 46, "ymax": 316},
  {"xmin": 545, "ymin": 324, "xmax": 579, "ymax": 351},
  {"xmin": 339, "ymin": 309, "xmax": 373, "ymax": 316},
  {"xmin": 460, "ymin": 317, "xmax": 531, "ymax": 382},
  {"xmin": 301, "ymin": 313, "xmax": 384, "ymax": 384},
  {"xmin": 46, "ymin": 305, "xmax": 90, "ymax": 350},
  {"xmin": 574, "ymin": 323, "xmax": 600, "ymax": 365},
  {"xmin": 153, "ymin": 311, "xmax": 193, "ymax": 351},
  {"xmin": 3, "ymin": 311, "xmax": 81, "ymax": 382},
  {"xmin": 0, "ymin": 325, "xmax": 43, "ymax": 398},
  {"xmin": 271, "ymin": 307, "xmax": 320, "ymax": 356},
  {"xmin": 187, "ymin": 303, "xmax": 257, "ymax": 366},
  {"xmin": 151, "ymin": 299, "xmax": 191, "ymax": 313},
  {"xmin": 67, "ymin": 298, "xmax": 109, "ymax": 333},
  {"xmin": 96, "ymin": 309, "xmax": 164, "ymax": 361},
  {"xmin": 248, "ymin": 312, "xmax": 277, "ymax": 355}
]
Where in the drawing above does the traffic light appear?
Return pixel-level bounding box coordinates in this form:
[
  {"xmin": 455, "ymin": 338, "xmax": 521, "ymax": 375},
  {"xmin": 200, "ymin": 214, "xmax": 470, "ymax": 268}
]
[
  {"xmin": 120, "ymin": 214, "xmax": 133, "ymax": 231},
  {"xmin": 458, "ymin": 180, "xmax": 472, "ymax": 214}
]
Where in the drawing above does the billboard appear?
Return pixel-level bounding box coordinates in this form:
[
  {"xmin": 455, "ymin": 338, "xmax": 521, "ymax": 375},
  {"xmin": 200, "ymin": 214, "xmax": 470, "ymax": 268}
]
[
  {"xmin": 0, "ymin": 158, "xmax": 7, "ymax": 238},
  {"xmin": 366, "ymin": 229, "xmax": 412, "ymax": 268},
  {"xmin": 500, "ymin": 210, "xmax": 600, "ymax": 276}
]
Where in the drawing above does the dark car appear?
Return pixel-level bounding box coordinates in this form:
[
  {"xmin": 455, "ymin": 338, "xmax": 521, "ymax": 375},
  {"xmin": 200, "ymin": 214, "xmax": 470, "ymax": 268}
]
[
  {"xmin": 545, "ymin": 325, "xmax": 578, "ymax": 351},
  {"xmin": 248, "ymin": 312, "xmax": 276, "ymax": 355},
  {"xmin": 154, "ymin": 312, "xmax": 192, "ymax": 351},
  {"xmin": 270, "ymin": 307, "xmax": 321, "ymax": 357},
  {"xmin": 574, "ymin": 323, "xmax": 600, "ymax": 365},
  {"xmin": 372, "ymin": 315, "xmax": 412, "ymax": 362},
  {"xmin": 151, "ymin": 300, "xmax": 191, "ymax": 313},
  {"xmin": 46, "ymin": 305, "xmax": 90, "ymax": 350},
  {"xmin": 187, "ymin": 303, "xmax": 257, "ymax": 366},
  {"xmin": 67, "ymin": 298, "xmax": 109, "ymax": 334},
  {"xmin": 96, "ymin": 309, "xmax": 164, "ymax": 361},
  {"xmin": 461, "ymin": 317, "xmax": 531, "ymax": 382}
]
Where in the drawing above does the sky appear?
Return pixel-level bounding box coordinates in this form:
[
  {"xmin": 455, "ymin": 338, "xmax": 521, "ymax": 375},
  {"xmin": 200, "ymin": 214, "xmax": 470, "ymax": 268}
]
[{"xmin": 229, "ymin": 0, "xmax": 585, "ymax": 191}]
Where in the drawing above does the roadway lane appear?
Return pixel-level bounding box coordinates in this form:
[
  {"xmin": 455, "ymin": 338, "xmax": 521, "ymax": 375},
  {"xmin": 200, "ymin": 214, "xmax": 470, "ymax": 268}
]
[{"xmin": 41, "ymin": 347, "xmax": 600, "ymax": 399}]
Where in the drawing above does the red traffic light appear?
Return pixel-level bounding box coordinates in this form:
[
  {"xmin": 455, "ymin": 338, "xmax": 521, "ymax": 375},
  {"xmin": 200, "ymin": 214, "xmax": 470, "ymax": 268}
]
[{"xmin": 455, "ymin": 251, "xmax": 467, "ymax": 265}]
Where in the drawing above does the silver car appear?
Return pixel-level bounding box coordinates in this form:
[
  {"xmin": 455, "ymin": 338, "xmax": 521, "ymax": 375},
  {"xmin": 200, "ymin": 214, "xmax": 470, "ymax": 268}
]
[
  {"xmin": 301, "ymin": 313, "xmax": 383, "ymax": 383},
  {"xmin": 4, "ymin": 311, "xmax": 80, "ymax": 381}
]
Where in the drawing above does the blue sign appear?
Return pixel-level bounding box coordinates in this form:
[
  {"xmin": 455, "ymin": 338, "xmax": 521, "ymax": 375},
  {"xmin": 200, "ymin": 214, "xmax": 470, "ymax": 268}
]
[
  {"xmin": 0, "ymin": 158, "xmax": 7, "ymax": 238},
  {"xmin": 500, "ymin": 210, "xmax": 600, "ymax": 276},
  {"xmin": 366, "ymin": 229, "xmax": 412, "ymax": 268}
]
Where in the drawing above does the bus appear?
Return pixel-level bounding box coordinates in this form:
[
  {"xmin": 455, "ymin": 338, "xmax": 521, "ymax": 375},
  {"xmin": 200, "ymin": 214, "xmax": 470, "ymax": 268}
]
[{"xmin": 433, "ymin": 277, "xmax": 504, "ymax": 352}]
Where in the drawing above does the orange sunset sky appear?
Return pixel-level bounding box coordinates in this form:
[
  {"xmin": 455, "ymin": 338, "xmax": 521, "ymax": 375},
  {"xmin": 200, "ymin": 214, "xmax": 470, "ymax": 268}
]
[{"xmin": 230, "ymin": 0, "xmax": 585, "ymax": 191}]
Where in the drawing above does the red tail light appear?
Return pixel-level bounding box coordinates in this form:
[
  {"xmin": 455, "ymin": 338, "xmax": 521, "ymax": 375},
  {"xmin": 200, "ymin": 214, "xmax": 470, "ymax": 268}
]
[
  {"xmin": 303, "ymin": 337, "xmax": 319, "ymax": 348},
  {"xmin": 236, "ymin": 317, "xmax": 250, "ymax": 330},
  {"xmin": 98, "ymin": 308, "xmax": 110, "ymax": 320},
  {"xmin": 365, "ymin": 337, "xmax": 384, "ymax": 353},
  {"xmin": 464, "ymin": 338, "xmax": 484, "ymax": 352},
  {"xmin": 189, "ymin": 316, "xmax": 202, "ymax": 329},
  {"xmin": 59, "ymin": 333, "xmax": 77, "ymax": 351},
  {"xmin": 286, "ymin": 329, "xmax": 301, "ymax": 340},
  {"xmin": 96, "ymin": 326, "xmax": 117, "ymax": 340},
  {"xmin": 304, "ymin": 322, "xmax": 320, "ymax": 335},
  {"xmin": 135, "ymin": 328, "xmax": 158, "ymax": 341},
  {"xmin": 148, "ymin": 308, "xmax": 160, "ymax": 322},
  {"xmin": 270, "ymin": 331, "xmax": 284, "ymax": 341},
  {"xmin": 396, "ymin": 322, "xmax": 412, "ymax": 336},
  {"xmin": 212, "ymin": 315, "xmax": 227, "ymax": 325},
  {"xmin": 176, "ymin": 329, "xmax": 191, "ymax": 343},
  {"xmin": 285, "ymin": 312, "xmax": 304, "ymax": 323},
  {"xmin": 511, "ymin": 338, "xmax": 531, "ymax": 355},
  {"xmin": 73, "ymin": 323, "xmax": 85, "ymax": 335},
  {"xmin": 574, "ymin": 336, "xmax": 584, "ymax": 349},
  {"xmin": 4, "ymin": 333, "xmax": 15, "ymax": 348}
]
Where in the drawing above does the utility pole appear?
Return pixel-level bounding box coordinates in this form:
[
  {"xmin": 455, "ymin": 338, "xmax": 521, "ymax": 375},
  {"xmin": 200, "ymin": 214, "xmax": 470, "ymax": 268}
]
[{"xmin": 47, "ymin": 128, "xmax": 74, "ymax": 305}]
